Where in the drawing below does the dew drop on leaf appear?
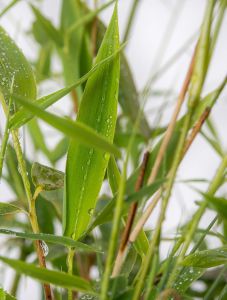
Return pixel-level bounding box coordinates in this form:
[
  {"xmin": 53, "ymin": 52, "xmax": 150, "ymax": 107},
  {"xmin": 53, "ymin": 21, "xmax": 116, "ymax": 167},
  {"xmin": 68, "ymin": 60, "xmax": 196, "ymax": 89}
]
[{"xmin": 88, "ymin": 208, "xmax": 94, "ymax": 217}]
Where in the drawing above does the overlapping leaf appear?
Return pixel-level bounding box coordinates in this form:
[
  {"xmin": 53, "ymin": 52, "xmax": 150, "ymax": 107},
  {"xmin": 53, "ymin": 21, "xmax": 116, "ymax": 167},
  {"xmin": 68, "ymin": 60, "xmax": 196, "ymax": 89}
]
[
  {"xmin": 0, "ymin": 256, "xmax": 95, "ymax": 294},
  {"xmin": 63, "ymin": 4, "xmax": 120, "ymax": 239}
]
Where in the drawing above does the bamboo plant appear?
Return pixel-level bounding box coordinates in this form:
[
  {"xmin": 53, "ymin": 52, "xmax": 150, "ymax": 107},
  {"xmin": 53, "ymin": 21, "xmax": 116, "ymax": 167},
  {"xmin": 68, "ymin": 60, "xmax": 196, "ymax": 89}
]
[{"xmin": 0, "ymin": 0, "xmax": 227, "ymax": 299}]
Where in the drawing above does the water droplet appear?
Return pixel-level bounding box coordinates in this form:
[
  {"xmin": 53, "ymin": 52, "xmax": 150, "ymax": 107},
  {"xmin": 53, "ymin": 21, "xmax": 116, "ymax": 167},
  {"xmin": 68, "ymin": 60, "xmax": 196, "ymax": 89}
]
[
  {"xmin": 40, "ymin": 241, "xmax": 49, "ymax": 257},
  {"xmin": 103, "ymin": 153, "xmax": 109, "ymax": 161},
  {"xmin": 88, "ymin": 208, "xmax": 94, "ymax": 216}
]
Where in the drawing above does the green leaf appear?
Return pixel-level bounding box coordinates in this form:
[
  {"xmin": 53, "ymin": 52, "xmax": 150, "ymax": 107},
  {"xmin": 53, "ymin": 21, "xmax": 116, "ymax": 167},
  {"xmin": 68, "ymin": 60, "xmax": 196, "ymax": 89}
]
[
  {"xmin": 173, "ymin": 267, "xmax": 205, "ymax": 293},
  {"xmin": 0, "ymin": 26, "xmax": 36, "ymax": 106},
  {"xmin": 0, "ymin": 202, "xmax": 23, "ymax": 215},
  {"xmin": 14, "ymin": 96, "xmax": 121, "ymax": 158},
  {"xmin": 96, "ymin": 21, "xmax": 150, "ymax": 138},
  {"xmin": 181, "ymin": 247, "xmax": 227, "ymax": 268},
  {"xmin": 0, "ymin": 256, "xmax": 95, "ymax": 294},
  {"xmin": 31, "ymin": 162, "xmax": 64, "ymax": 191},
  {"xmin": 63, "ymin": 4, "xmax": 120, "ymax": 239},
  {"xmin": 0, "ymin": 229, "xmax": 101, "ymax": 252},
  {"xmin": 9, "ymin": 47, "xmax": 123, "ymax": 129}
]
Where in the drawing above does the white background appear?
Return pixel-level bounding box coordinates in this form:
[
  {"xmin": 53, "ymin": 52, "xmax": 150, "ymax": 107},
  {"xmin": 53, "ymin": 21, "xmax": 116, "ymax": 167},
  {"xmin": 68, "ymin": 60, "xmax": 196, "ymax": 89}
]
[{"xmin": 0, "ymin": 0, "xmax": 227, "ymax": 299}]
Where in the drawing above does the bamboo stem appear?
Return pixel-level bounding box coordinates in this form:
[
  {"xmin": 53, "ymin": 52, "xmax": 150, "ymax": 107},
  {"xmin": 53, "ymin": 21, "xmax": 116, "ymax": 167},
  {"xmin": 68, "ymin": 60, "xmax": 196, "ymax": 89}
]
[{"xmin": 11, "ymin": 130, "xmax": 53, "ymax": 300}]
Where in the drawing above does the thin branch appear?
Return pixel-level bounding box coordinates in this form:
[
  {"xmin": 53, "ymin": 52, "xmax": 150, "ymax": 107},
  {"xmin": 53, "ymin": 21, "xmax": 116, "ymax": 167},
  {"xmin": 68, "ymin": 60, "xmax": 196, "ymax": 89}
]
[
  {"xmin": 183, "ymin": 107, "xmax": 210, "ymax": 154},
  {"xmin": 123, "ymin": 0, "xmax": 140, "ymax": 43},
  {"xmin": 147, "ymin": 44, "xmax": 197, "ymax": 185}
]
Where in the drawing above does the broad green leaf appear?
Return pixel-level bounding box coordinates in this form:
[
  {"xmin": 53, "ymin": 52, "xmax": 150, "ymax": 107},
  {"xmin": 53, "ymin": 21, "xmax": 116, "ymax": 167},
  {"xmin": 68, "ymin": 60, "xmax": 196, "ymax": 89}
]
[
  {"xmin": 0, "ymin": 229, "xmax": 101, "ymax": 252},
  {"xmin": 0, "ymin": 288, "xmax": 16, "ymax": 300},
  {"xmin": 173, "ymin": 267, "xmax": 205, "ymax": 293},
  {"xmin": 0, "ymin": 256, "xmax": 95, "ymax": 294},
  {"xmin": 9, "ymin": 47, "xmax": 123, "ymax": 129},
  {"xmin": 96, "ymin": 19, "xmax": 150, "ymax": 138},
  {"xmin": 181, "ymin": 247, "xmax": 227, "ymax": 268},
  {"xmin": 0, "ymin": 202, "xmax": 23, "ymax": 215},
  {"xmin": 63, "ymin": 4, "xmax": 120, "ymax": 239},
  {"xmin": 0, "ymin": 26, "xmax": 36, "ymax": 106},
  {"xmin": 14, "ymin": 96, "xmax": 121, "ymax": 157},
  {"xmin": 77, "ymin": 1, "xmax": 150, "ymax": 137},
  {"xmin": 31, "ymin": 162, "xmax": 64, "ymax": 191}
]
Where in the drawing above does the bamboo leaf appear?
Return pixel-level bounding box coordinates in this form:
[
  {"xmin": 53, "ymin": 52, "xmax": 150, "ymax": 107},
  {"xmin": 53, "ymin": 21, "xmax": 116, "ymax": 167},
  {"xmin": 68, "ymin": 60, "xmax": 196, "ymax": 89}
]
[
  {"xmin": 0, "ymin": 202, "xmax": 23, "ymax": 215},
  {"xmin": 31, "ymin": 162, "xmax": 64, "ymax": 191},
  {"xmin": 14, "ymin": 96, "xmax": 121, "ymax": 158},
  {"xmin": 0, "ymin": 26, "xmax": 36, "ymax": 106},
  {"xmin": 0, "ymin": 229, "xmax": 101, "ymax": 252},
  {"xmin": 63, "ymin": 4, "xmax": 120, "ymax": 239},
  {"xmin": 181, "ymin": 247, "xmax": 227, "ymax": 268},
  {"xmin": 0, "ymin": 256, "xmax": 95, "ymax": 294},
  {"xmin": 173, "ymin": 267, "xmax": 205, "ymax": 293},
  {"xmin": 96, "ymin": 21, "xmax": 150, "ymax": 138}
]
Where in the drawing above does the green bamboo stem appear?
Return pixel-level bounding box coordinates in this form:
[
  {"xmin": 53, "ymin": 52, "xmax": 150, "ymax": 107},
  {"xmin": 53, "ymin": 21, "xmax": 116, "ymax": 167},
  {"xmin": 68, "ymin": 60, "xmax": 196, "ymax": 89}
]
[
  {"xmin": 1, "ymin": 95, "xmax": 52, "ymax": 300},
  {"xmin": 67, "ymin": 248, "xmax": 75, "ymax": 300}
]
